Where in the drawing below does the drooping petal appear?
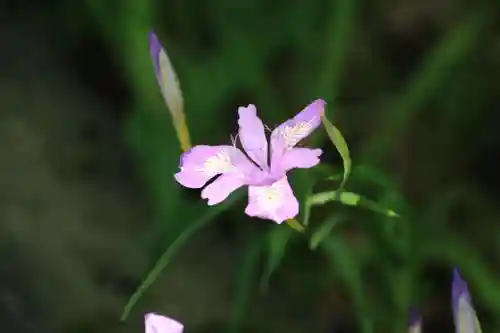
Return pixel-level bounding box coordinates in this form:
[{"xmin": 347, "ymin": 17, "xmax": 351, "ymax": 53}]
[
  {"xmin": 237, "ymin": 104, "xmax": 269, "ymax": 170},
  {"xmin": 174, "ymin": 145, "xmax": 259, "ymax": 189},
  {"xmin": 408, "ymin": 310, "xmax": 422, "ymax": 333},
  {"xmin": 271, "ymin": 147, "xmax": 322, "ymax": 175},
  {"xmin": 452, "ymin": 268, "xmax": 481, "ymax": 333},
  {"xmin": 270, "ymin": 99, "xmax": 325, "ymax": 169},
  {"xmin": 201, "ymin": 174, "xmax": 246, "ymax": 205},
  {"xmin": 245, "ymin": 176, "xmax": 299, "ymax": 224},
  {"xmin": 145, "ymin": 313, "xmax": 183, "ymax": 333}
]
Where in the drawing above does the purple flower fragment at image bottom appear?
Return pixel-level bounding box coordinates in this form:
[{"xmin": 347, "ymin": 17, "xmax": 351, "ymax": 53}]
[
  {"xmin": 408, "ymin": 309, "xmax": 422, "ymax": 333},
  {"xmin": 173, "ymin": 100, "xmax": 326, "ymax": 224},
  {"xmin": 145, "ymin": 313, "xmax": 183, "ymax": 333},
  {"xmin": 452, "ymin": 268, "xmax": 479, "ymax": 333}
]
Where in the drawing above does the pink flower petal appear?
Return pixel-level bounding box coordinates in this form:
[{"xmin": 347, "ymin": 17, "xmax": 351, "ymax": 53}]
[
  {"xmin": 270, "ymin": 99, "xmax": 325, "ymax": 171},
  {"xmin": 237, "ymin": 105, "xmax": 269, "ymax": 170},
  {"xmin": 145, "ymin": 313, "xmax": 183, "ymax": 333},
  {"xmin": 245, "ymin": 176, "xmax": 299, "ymax": 223},
  {"xmin": 201, "ymin": 174, "xmax": 246, "ymax": 205},
  {"xmin": 174, "ymin": 145, "xmax": 259, "ymax": 189},
  {"xmin": 271, "ymin": 148, "xmax": 322, "ymax": 175}
]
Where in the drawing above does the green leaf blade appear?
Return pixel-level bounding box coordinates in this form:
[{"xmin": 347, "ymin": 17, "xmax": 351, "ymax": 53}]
[
  {"xmin": 120, "ymin": 192, "xmax": 243, "ymax": 321},
  {"xmin": 321, "ymin": 115, "xmax": 351, "ymax": 192}
]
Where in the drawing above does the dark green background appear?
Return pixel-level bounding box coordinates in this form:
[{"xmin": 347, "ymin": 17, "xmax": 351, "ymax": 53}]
[{"xmin": 2, "ymin": 0, "xmax": 500, "ymax": 332}]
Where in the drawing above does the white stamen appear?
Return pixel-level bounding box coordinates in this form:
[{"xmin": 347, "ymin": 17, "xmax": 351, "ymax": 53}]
[{"xmin": 230, "ymin": 133, "xmax": 240, "ymax": 147}]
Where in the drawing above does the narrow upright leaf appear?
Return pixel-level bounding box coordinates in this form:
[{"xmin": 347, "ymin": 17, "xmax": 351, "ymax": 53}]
[
  {"xmin": 148, "ymin": 31, "xmax": 191, "ymax": 151},
  {"xmin": 452, "ymin": 268, "xmax": 482, "ymax": 333},
  {"xmin": 321, "ymin": 114, "xmax": 351, "ymax": 192},
  {"xmin": 120, "ymin": 194, "xmax": 242, "ymax": 321}
]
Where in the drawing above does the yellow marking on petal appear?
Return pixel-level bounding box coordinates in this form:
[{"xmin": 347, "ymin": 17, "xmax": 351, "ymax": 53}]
[
  {"xmin": 255, "ymin": 184, "xmax": 284, "ymax": 212},
  {"xmin": 200, "ymin": 149, "xmax": 234, "ymax": 175},
  {"xmin": 282, "ymin": 121, "xmax": 313, "ymax": 148}
]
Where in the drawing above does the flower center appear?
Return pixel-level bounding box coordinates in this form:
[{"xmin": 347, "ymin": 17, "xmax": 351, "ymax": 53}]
[{"xmin": 256, "ymin": 185, "xmax": 283, "ymax": 211}]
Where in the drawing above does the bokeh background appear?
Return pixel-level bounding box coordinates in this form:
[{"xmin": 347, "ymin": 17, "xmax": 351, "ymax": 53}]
[{"xmin": 2, "ymin": 0, "xmax": 500, "ymax": 332}]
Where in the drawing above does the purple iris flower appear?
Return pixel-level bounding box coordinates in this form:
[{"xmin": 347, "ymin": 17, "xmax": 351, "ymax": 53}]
[
  {"xmin": 173, "ymin": 101, "xmax": 325, "ymax": 223},
  {"xmin": 145, "ymin": 313, "xmax": 183, "ymax": 333}
]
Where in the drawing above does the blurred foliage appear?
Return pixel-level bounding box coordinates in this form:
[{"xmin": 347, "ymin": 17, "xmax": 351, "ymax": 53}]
[{"xmin": 2, "ymin": 0, "xmax": 500, "ymax": 332}]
